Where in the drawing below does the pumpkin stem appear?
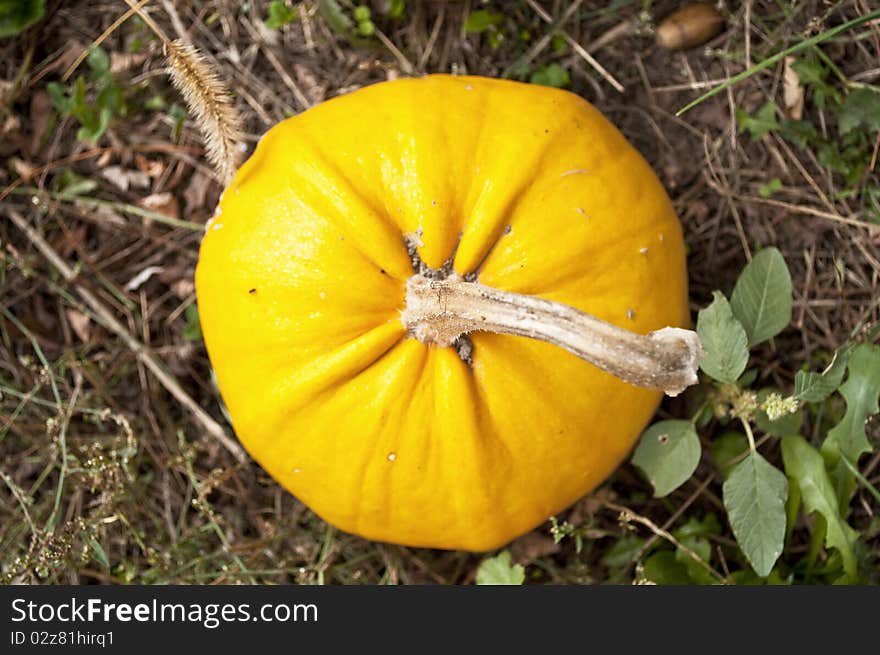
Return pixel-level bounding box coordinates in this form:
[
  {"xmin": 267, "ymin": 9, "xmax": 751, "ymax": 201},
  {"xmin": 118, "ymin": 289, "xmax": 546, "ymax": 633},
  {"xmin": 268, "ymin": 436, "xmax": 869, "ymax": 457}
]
[{"xmin": 401, "ymin": 273, "xmax": 704, "ymax": 396}]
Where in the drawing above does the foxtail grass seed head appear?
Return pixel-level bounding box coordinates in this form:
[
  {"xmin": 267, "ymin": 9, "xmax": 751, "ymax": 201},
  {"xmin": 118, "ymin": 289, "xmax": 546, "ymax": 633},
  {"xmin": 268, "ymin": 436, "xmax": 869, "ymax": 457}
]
[{"xmin": 165, "ymin": 40, "xmax": 243, "ymax": 186}]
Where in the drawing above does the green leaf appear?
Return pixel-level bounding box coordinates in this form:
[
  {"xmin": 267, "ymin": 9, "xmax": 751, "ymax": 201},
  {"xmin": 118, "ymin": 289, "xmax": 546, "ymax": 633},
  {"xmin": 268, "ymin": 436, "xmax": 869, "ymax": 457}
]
[
  {"xmin": 55, "ymin": 169, "xmax": 98, "ymax": 196},
  {"xmin": 46, "ymin": 82, "xmax": 72, "ymax": 115},
  {"xmin": 672, "ymin": 515, "xmax": 721, "ymax": 585},
  {"xmin": 76, "ymin": 107, "xmax": 111, "ymax": 143},
  {"xmin": 631, "ymin": 420, "xmax": 701, "ymax": 497},
  {"xmin": 758, "ymin": 178, "xmax": 782, "ymax": 198},
  {"xmin": 829, "ymin": 344, "xmax": 880, "ymax": 456},
  {"xmin": 87, "ymin": 46, "xmax": 110, "ymax": 79},
  {"xmin": 723, "ymin": 451, "xmax": 788, "ymax": 577},
  {"xmin": 781, "ymin": 435, "xmax": 859, "ymax": 581},
  {"xmin": 696, "ymin": 291, "xmax": 749, "ymax": 383},
  {"xmin": 464, "ymin": 9, "xmax": 504, "ymax": 34},
  {"xmin": 387, "ymin": 0, "xmax": 405, "ymax": 19},
  {"xmin": 730, "ymin": 247, "xmax": 793, "ymax": 346},
  {"xmin": 735, "ymin": 102, "xmax": 779, "ymax": 140},
  {"xmin": 599, "ymin": 535, "xmax": 643, "ymax": 573},
  {"xmin": 0, "ymin": 0, "xmax": 45, "ymax": 38},
  {"xmin": 88, "ymin": 538, "xmax": 110, "ymax": 568},
  {"xmin": 318, "ymin": 0, "xmax": 354, "ymax": 37},
  {"xmin": 822, "ymin": 343, "xmax": 880, "ymax": 465},
  {"xmin": 529, "ymin": 64, "xmax": 570, "ymax": 89},
  {"xmin": 794, "ymin": 345, "xmax": 853, "ymax": 402},
  {"xmin": 791, "ymin": 54, "xmax": 840, "ymax": 110},
  {"xmin": 778, "ymin": 119, "xmax": 819, "ymax": 148},
  {"xmin": 711, "ymin": 431, "xmax": 749, "ymax": 479},
  {"xmin": 264, "ymin": 0, "xmax": 298, "ymax": 29},
  {"xmin": 642, "ymin": 550, "xmax": 692, "ymax": 585},
  {"xmin": 476, "ymin": 551, "xmax": 524, "ymax": 585},
  {"xmin": 839, "ymin": 87, "xmax": 880, "ymax": 136},
  {"xmin": 183, "ymin": 303, "xmax": 203, "ymax": 342}
]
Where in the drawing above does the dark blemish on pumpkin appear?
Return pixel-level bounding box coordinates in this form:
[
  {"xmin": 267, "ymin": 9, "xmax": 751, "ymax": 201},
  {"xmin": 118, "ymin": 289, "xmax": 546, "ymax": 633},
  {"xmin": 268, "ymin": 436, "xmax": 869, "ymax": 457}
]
[
  {"xmin": 454, "ymin": 334, "xmax": 473, "ymax": 366},
  {"xmin": 379, "ymin": 268, "xmax": 387, "ymax": 275},
  {"xmin": 544, "ymin": 129, "xmax": 550, "ymax": 134},
  {"xmin": 658, "ymin": 433, "xmax": 669, "ymax": 444},
  {"xmin": 431, "ymin": 199, "xmax": 438, "ymax": 206},
  {"xmin": 503, "ymin": 225, "xmax": 512, "ymax": 235},
  {"xmin": 248, "ymin": 288, "xmax": 257, "ymax": 294}
]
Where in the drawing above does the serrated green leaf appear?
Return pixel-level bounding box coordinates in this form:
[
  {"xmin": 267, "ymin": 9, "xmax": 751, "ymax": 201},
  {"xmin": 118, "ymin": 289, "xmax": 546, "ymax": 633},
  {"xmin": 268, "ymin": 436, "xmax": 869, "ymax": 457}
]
[
  {"xmin": 794, "ymin": 345, "xmax": 853, "ymax": 402},
  {"xmin": 464, "ymin": 9, "xmax": 503, "ymax": 34},
  {"xmin": 839, "ymin": 87, "xmax": 880, "ymax": 135},
  {"xmin": 696, "ymin": 291, "xmax": 749, "ymax": 383},
  {"xmin": 631, "ymin": 420, "xmax": 701, "ymax": 497},
  {"xmin": 781, "ymin": 435, "xmax": 859, "ymax": 581},
  {"xmin": 711, "ymin": 431, "xmax": 749, "ymax": 479},
  {"xmin": 730, "ymin": 247, "xmax": 793, "ymax": 346},
  {"xmin": 0, "ymin": 0, "xmax": 45, "ymax": 38},
  {"xmin": 723, "ymin": 451, "xmax": 788, "ymax": 577},
  {"xmin": 823, "ymin": 343, "xmax": 880, "ymax": 464},
  {"xmin": 476, "ymin": 551, "xmax": 524, "ymax": 585}
]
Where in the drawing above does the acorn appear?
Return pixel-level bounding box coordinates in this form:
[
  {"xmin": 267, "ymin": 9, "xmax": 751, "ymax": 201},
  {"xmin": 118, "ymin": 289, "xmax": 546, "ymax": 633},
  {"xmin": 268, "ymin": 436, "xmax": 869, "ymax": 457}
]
[{"xmin": 656, "ymin": 3, "xmax": 724, "ymax": 50}]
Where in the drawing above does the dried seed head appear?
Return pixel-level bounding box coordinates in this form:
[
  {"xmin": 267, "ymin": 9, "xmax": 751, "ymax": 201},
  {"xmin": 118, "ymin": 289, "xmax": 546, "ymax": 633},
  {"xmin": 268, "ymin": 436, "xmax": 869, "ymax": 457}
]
[{"xmin": 165, "ymin": 40, "xmax": 243, "ymax": 186}]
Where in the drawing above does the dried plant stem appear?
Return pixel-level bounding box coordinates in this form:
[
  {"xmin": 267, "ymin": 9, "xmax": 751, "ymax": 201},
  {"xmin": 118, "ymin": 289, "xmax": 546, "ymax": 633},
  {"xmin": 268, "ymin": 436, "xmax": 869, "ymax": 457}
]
[
  {"xmin": 62, "ymin": 0, "xmax": 151, "ymax": 81},
  {"xmin": 604, "ymin": 500, "xmax": 728, "ymax": 584},
  {"xmin": 7, "ymin": 210, "xmax": 247, "ymax": 463},
  {"xmin": 402, "ymin": 273, "xmax": 703, "ymax": 396}
]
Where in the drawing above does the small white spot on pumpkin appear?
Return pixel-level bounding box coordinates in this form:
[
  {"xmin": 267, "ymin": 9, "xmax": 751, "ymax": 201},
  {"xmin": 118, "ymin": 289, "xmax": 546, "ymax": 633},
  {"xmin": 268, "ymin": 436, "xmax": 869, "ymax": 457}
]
[
  {"xmin": 627, "ymin": 308, "xmax": 636, "ymax": 320},
  {"xmin": 205, "ymin": 217, "xmax": 215, "ymax": 231},
  {"xmin": 213, "ymin": 206, "xmax": 222, "ymax": 217},
  {"xmin": 319, "ymin": 291, "xmax": 326, "ymax": 300},
  {"xmin": 560, "ymin": 169, "xmax": 589, "ymax": 177},
  {"xmin": 639, "ymin": 247, "xmax": 649, "ymax": 254},
  {"xmin": 387, "ymin": 452, "xmax": 397, "ymax": 462},
  {"xmin": 465, "ymin": 84, "xmax": 473, "ymax": 91},
  {"xmin": 211, "ymin": 223, "xmax": 223, "ymax": 231},
  {"xmin": 659, "ymin": 233, "xmax": 665, "ymax": 242},
  {"xmin": 309, "ymin": 311, "xmax": 320, "ymax": 319},
  {"xmin": 293, "ymin": 467, "xmax": 301, "ymax": 474},
  {"xmin": 575, "ymin": 207, "xmax": 588, "ymax": 217}
]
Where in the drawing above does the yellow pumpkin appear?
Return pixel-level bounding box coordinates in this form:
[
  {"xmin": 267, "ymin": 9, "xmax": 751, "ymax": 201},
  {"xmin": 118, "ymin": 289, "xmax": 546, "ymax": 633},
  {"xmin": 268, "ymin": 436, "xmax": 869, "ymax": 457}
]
[{"xmin": 195, "ymin": 74, "xmax": 694, "ymax": 551}]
